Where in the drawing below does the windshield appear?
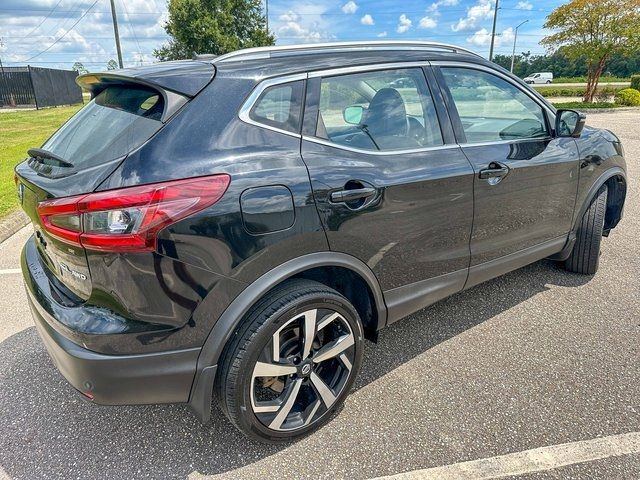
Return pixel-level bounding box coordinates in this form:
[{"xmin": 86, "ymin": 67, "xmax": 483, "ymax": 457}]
[{"xmin": 41, "ymin": 85, "xmax": 164, "ymax": 170}]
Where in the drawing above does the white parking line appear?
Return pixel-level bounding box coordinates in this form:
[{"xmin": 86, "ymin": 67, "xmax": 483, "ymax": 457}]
[
  {"xmin": 0, "ymin": 269, "xmax": 21, "ymax": 275},
  {"xmin": 375, "ymin": 431, "xmax": 640, "ymax": 480}
]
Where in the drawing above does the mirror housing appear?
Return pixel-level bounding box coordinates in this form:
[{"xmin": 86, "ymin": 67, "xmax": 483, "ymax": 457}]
[
  {"xmin": 555, "ymin": 109, "xmax": 586, "ymax": 138},
  {"xmin": 343, "ymin": 105, "xmax": 364, "ymax": 125}
]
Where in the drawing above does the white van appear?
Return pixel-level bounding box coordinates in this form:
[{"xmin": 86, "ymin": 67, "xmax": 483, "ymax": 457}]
[{"xmin": 523, "ymin": 72, "xmax": 553, "ymax": 84}]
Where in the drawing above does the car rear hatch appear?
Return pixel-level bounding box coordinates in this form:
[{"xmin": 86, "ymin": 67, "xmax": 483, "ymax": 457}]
[{"xmin": 15, "ymin": 61, "xmax": 215, "ymax": 301}]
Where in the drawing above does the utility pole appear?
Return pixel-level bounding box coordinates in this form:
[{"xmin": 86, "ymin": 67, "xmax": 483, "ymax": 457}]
[
  {"xmin": 488, "ymin": 0, "xmax": 499, "ymax": 62},
  {"xmin": 109, "ymin": 0, "xmax": 124, "ymax": 68},
  {"xmin": 265, "ymin": 0, "xmax": 269, "ymax": 33},
  {"xmin": 0, "ymin": 38, "xmax": 5, "ymax": 74},
  {"xmin": 510, "ymin": 20, "xmax": 529, "ymax": 73}
]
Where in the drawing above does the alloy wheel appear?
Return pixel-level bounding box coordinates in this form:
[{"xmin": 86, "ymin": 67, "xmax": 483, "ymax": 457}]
[{"xmin": 250, "ymin": 308, "xmax": 356, "ymax": 432}]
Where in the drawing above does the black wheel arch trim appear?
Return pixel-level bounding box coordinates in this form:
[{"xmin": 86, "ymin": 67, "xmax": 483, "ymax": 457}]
[
  {"xmin": 550, "ymin": 167, "xmax": 626, "ymax": 261},
  {"xmin": 187, "ymin": 251, "xmax": 387, "ymax": 423},
  {"xmin": 574, "ymin": 167, "xmax": 626, "ymax": 233}
]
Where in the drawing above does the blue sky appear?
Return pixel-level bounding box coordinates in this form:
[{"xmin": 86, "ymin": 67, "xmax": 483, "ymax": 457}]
[{"xmin": 0, "ymin": 0, "xmax": 564, "ymax": 71}]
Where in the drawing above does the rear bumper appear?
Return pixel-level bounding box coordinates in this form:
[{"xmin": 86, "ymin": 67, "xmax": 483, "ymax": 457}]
[{"xmin": 22, "ymin": 238, "xmax": 200, "ymax": 405}]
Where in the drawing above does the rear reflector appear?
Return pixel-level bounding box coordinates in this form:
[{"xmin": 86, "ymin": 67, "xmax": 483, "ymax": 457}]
[{"xmin": 37, "ymin": 174, "xmax": 230, "ymax": 252}]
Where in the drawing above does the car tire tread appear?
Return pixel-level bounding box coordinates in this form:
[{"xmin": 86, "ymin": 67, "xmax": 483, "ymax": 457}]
[{"xmin": 565, "ymin": 185, "xmax": 608, "ymax": 275}]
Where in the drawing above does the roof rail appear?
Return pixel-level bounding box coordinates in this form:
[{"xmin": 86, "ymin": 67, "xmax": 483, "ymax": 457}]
[{"xmin": 214, "ymin": 41, "xmax": 481, "ymax": 63}]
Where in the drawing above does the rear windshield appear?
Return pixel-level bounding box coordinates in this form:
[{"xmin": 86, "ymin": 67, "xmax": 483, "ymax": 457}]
[{"xmin": 40, "ymin": 85, "xmax": 165, "ymax": 170}]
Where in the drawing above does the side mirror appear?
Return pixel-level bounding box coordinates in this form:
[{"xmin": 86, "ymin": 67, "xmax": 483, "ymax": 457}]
[
  {"xmin": 555, "ymin": 109, "xmax": 586, "ymax": 138},
  {"xmin": 343, "ymin": 105, "xmax": 364, "ymax": 125}
]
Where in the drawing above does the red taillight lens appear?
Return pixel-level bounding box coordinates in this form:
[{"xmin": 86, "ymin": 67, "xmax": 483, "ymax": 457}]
[{"xmin": 37, "ymin": 174, "xmax": 230, "ymax": 252}]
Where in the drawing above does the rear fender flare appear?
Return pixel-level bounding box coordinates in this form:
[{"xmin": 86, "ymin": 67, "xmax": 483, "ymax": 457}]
[{"xmin": 188, "ymin": 252, "xmax": 387, "ymax": 423}]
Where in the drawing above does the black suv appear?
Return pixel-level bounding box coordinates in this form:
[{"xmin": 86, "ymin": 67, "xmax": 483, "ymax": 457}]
[{"xmin": 16, "ymin": 42, "xmax": 627, "ymax": 442}]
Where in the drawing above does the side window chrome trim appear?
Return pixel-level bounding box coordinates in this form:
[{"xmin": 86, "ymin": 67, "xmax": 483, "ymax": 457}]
[
  {"xmin": 238, "ymin": 73, "xmax": 307, "ymax": 138},
  {"xmin": 302, "ymin": 135, "xmax": 458, "ymax": 156},
  {"xmin": 239, "ymin": 62, "xmax": 433, "ymax": 141},
  {"xmin": 459, "ymin": 136, "xmax": 554, "ymax": 148},
  {"xmin": 431, "ymin": 61, "xmax": 556, "ymax": 119},
  {"xmin": 307, "ymin": 61, "xmax": 428, "ymax": 78}
]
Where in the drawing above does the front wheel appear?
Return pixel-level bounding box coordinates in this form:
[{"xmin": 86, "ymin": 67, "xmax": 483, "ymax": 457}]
[
  {"xmin": 216, "ymin": 279, "xmax": 363, "ymax": 443},
  {"xmin": 564, "ymin": 185, "xmax": 608, "ymax": 275}
]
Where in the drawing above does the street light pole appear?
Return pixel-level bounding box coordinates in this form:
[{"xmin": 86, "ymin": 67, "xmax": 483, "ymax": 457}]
[
  {"xmin": 510, "ymin": 20, "xmax": 529, "ymax": 73},
  {"xmin": 488, "ymin": 0, "xmax": 500, "ymax": 61}
]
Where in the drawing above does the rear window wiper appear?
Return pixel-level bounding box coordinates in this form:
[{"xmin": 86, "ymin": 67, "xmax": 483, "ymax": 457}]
[{"xmin": 28, "ymin": 148, "xmax": 74, "ymax": 168}]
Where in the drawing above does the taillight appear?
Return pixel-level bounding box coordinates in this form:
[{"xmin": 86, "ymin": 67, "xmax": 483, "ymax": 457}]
[{"xmin": 37, "ymin": 174, "xmax": 230, "ymax": 252}]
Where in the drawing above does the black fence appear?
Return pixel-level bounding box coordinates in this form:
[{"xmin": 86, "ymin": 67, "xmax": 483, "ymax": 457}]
[{"xmin": 0, "ymin": 66, "xmax": 83, "ymax": 109}]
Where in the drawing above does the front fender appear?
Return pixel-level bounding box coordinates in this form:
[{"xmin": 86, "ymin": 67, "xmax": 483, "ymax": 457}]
[{"xmin": 573, "ymin": 127, "xmax": 627, "ymax": 227}]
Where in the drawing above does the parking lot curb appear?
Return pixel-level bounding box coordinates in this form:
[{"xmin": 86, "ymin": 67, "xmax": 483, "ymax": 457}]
[{"xmin": 0, "ymin": 210, "xmax": 29, "ymax": 245}]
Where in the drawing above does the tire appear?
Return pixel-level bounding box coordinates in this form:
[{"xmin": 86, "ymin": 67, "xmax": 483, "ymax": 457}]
[
  {"xmin": 565, "ymin": 185, "xmax": 608, "ymax": 275},
  {"xmin": 546, "ymin": 80, "xmax": 552, "ymax": 84},
  {"xmin": 216, "ymin": 278, "xmax": 364, "ymax": 443}
]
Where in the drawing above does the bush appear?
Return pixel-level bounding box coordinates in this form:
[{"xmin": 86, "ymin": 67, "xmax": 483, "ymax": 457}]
[
  {"xmin": 631, "ymin": 75, "xmax": 640, "ymax": 91},
  {"xmin": 615, "ymin": 88, "xmax": 640, "ymax": 106},
  {"xmin": 535, "ymin": 86, "xmax": 624, "ymax": 99},
  {"xmin": 551, "ymin": 101, "xmax": 623, "ymax": 109},
  {"xmin": 553, "ymin": 76, "xmax": 630, "ymax": 84},
  {"xmin": 595, "ymin": 86, "xmax": 616, "ymax": 103}
]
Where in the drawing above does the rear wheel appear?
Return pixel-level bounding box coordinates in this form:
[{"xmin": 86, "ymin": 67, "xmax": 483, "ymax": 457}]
[
  {"xmin": 216, "ymin": 279, "xmax": 363, "ymax": 442},
  {"xmin": 564, "ymin": 185, "xmax": 608, "ymax": 275}
]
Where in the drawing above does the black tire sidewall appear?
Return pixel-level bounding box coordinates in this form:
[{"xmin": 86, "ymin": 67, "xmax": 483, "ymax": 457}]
[{"xmin": 230, "ymin": 291, "xmax": 364, "ymax": 443}]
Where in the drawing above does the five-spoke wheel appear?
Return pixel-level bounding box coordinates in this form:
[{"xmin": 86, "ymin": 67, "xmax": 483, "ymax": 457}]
[
  {"xmin": 251, "ymin": 308, "xmax": 355, "ymax": 431},
  {"xmin": 216, "ymin": 279, "xmax": 363, "ymax": 442}
]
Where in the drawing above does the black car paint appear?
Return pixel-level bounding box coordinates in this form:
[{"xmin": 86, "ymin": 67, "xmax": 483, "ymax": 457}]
[{"xmin": 17, "ymin": 48, "xmax": 626, "ymax": 421}]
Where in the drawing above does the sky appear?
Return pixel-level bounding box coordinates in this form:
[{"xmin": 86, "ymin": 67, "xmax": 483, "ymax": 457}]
[{"xmin": 0, "ymin": 0, "xmax": 565, "ymax": 71}]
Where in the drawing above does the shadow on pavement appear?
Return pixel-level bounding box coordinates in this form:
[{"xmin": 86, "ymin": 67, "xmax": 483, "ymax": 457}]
[{"xmin": 0, "ymin": 259, "xmax": 590, "ymax": 479}]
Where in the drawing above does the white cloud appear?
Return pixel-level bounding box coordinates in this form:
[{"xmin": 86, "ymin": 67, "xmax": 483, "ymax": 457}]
[
  {"xmin": 467, "ymin": 26, "xmax": 514, "ymax": 47},
  {"xmin": 452, "ymin": 0, "xmax": 494, "ymax": 32},
  {"xmin": 377, "ymin": 31, "xmax": 388, "ymax": 37},
  {"xmin": 396, "ymin": 14, "xmax": 412, "ymax": 33},
  {"xmin": 0, "ymin": 0, "xmax": 167, "ymax": 69},
  {"xmin": 418, "ymin": 16, "xmax": 437, "ymax": 29},
  {"xmin": 516, "ymin": 1, "xmax": 533, "ymax": 9},
  {"xmin": 341, "ymin": 1, "xmax": 358, "ymax": 14},
  {"xmin": 360, "ymin": 14, "xmax": 374, "ymax": 25},
  {"xmin": 275, "ymin": 7, "xmax": 333, "ymax": 44},
  {"xmin": 429, "ymin": 0, "xmax": 459, "ymax": 11}
]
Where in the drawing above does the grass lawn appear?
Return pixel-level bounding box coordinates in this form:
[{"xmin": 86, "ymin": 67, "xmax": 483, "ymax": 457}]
[{"xmin": 0, "ymin": 105, "xmax": 81, "ymax": 219}]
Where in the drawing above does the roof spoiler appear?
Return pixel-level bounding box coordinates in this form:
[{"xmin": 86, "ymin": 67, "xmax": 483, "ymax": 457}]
[
  {"xmin": 76, "ymin": 73, "xmax": 189, "ymax": 123},
  {"xmin": 76, "ymin": 60, "xmax": 215, "ymax": 98}
]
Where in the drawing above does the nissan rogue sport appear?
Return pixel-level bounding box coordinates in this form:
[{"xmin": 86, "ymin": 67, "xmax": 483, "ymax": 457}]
[{"xmin": 16, "ymin": 41, "xmax": 627, "ymax": 443}]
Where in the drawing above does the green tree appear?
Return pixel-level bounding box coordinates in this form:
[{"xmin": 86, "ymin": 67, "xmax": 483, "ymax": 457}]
[
  {"xmin": 154, "ymin": 0, "xmax": 274, "ymax": 61},
  {"xmin": 72, "ymin": 61, "xmax": 88, "ymax": 74},
  {"xmin": 541, "ymin": 0, "xmax": 640, "ymax": 102},
  {"xmin": 106, "ymin": 59, "xmax": 119, "ymax": 70}
]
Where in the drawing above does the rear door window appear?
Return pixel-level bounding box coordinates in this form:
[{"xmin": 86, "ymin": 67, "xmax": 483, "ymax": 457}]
[
  {"xmin": 314, "ymin": 68, "xmax": 443, "ymax": 151},
  {"xmin": 39, "ymin": 85, "xmax": 165, "ymax": 170}
]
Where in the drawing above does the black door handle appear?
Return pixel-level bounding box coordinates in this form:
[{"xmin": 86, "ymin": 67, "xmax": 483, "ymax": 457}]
[
  {"xmin": 479, "ymin": 162, "xmax": 510, "ymax": 180},
  {"xmin": 330, "ymin": 187, "xmax": 377, "ymax": 203}
]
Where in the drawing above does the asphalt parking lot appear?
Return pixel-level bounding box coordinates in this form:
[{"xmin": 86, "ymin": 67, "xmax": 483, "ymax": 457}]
[{"xmin": 0, "ymin": 111, "xmax": 638, "ymax": 480}]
